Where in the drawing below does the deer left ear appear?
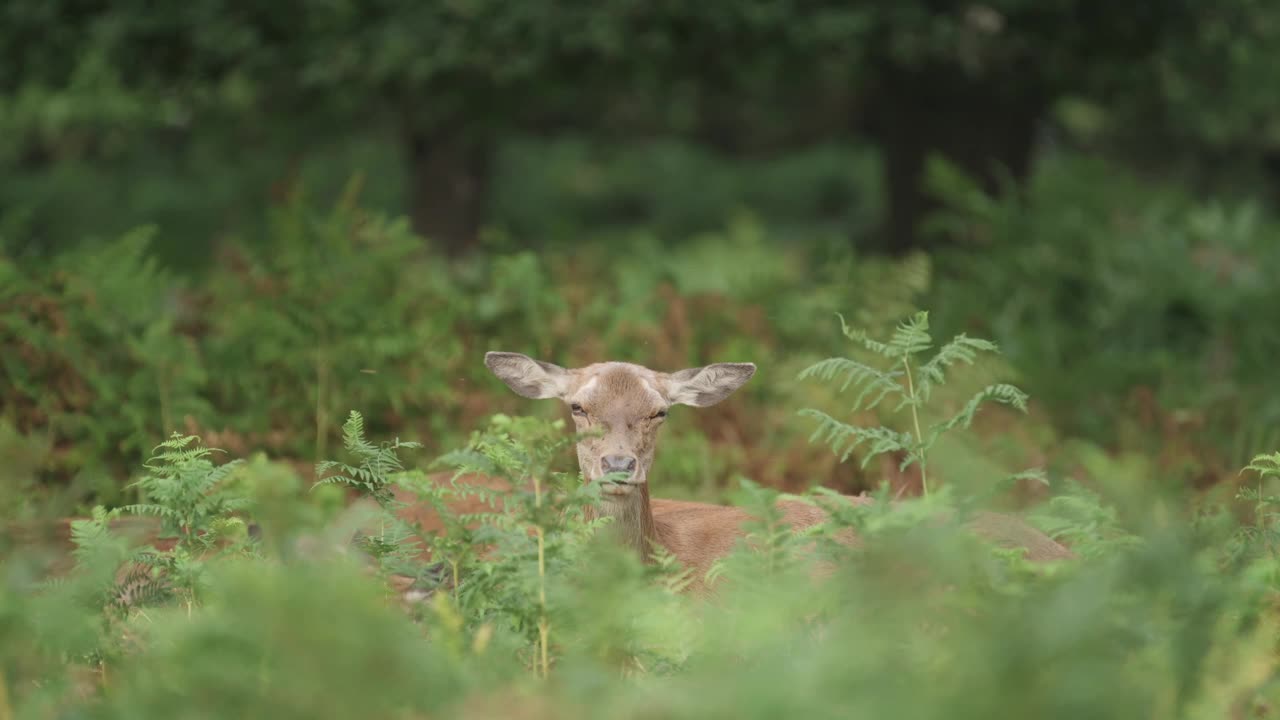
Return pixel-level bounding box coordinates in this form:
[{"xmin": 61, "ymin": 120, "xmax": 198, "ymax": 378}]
[{"xmin": 665, "ymin": 363, "xmax": 756, "ymax": 407}]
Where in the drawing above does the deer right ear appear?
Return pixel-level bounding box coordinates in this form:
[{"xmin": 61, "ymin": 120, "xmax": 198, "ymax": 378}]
[
  {"xmin": 484, "ymin": 352, "xmax": 571, "ymax": 399},
  {"xmin": 665, "ymin": 362, "xmax": 756, "ymax": 407}
]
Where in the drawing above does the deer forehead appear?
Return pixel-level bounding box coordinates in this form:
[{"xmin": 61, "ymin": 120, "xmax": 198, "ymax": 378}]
[{"xmin": 569, "ymin": 363, "xmax": 667, "ymax": 416}]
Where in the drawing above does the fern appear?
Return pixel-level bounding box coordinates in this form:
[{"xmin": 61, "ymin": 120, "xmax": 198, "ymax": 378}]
[
  {"xmin": 800, "ymin": 311, "xmax": 1037, "ymax": 495},
  {"xmin": 1232, "ymin": 452, "xmax": 1280, "ymax": 563},
  {"xmin": 123, "ymin": 432, "xmax": 248, "ymax": 549},
  {"xmin": 646, "ymin": 544, "xmax": 696, "ymax": 596},
  {"xmin": 313, "ymin": 411, "xmax": 429, "ymax": 583},
  {"xmin": 430, "ymin": 414, "xmax": 611, "ymax": 677},
  {"xmin": 1244, "ymin": 452, "xmax": 1280, "ymax": 479},
  {"xmin": 315, "ymin": 411, "xmax": 422, "ymax": 506},
  {"xmin": 70, "ymin": 506, "xmax": 127, "ymax": 571},
  {"xmin": 916, "ymin": 335, "xmax": 1000, "ymax": 404},
  {"xmin": 796, "ymin": 358, "xmax": 903, "ymax": 410},
  {"xmin": 110, "ymin": 563, "xmax": 175, "ymax": 613},
  {"xmin": 798, "ymin": 410, "xmax": 914, "ymax": 467},
  {"xmin": 925, "ymin": 383, "xmax": 1030, "ymax": 447}
]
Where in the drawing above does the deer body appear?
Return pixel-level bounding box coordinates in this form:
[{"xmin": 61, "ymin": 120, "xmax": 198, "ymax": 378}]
[
  {"xmin": 484, "ymin": 352, "xmax": 1074, "ymax": 597},
  {"xmin": 598, "ymin": 490, "xmax": 864, "ymax": 596}
]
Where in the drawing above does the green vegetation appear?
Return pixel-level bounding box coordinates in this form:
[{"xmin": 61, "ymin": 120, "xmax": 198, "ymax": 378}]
[
  {"xmin": 799, "ymin": 310, "xmax": 1035, "ymax": 496},
  {"xmin": 4, "ymin": 157, "xmax": 1280, "ymax": 717},
  {"xmin": 4, "ymin": 1, "xmax": 1280, "ymax": 716},
  {"xmin": 4, "ymin": 382, "xmax": 1280, "ymax": 718}
]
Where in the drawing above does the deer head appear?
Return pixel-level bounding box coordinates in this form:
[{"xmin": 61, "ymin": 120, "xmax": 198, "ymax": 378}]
[{"xmin": 483, "ymin": 352, "xmax": 756, "ymax": 498}]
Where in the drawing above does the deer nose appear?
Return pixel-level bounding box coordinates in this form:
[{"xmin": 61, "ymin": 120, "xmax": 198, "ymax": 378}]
[{"xmin": 601, "ymin": 455, "xmax": 637, "ymax": 478}]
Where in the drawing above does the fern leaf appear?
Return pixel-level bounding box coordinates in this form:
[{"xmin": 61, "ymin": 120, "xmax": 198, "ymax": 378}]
[
  {"xmin": 195, "ymin": 459, "xmax": 244, "ymax": 494},
  {"xmin": 836, "ymin": 313, "xmax": 892, "ymax": 356},
  {"xmin": 926, "ymin": 383, "xmax": 1029, "ymax": 444},
  {"xmin": 799, "ymin": 409, "xmax": 912, "ymax": 467},
  {"xmin": 887, "ymin": 311, "xmax": 932, "ymax": 358},
  {"xmin": 1243, "ymin": 452, "xmax": 1280, "ymax": 479},
  {"xmin": 1004, "ymin": 468, "xmax": 1050, "ymax": 486},
  {"xmin": 120, "ymin": 504, "xmax": 177, "ymax": 519},
  {"xmin": 917, "ymin": 334, "xmax": 1000, "ymax": 401},
  {"xmin": 797, "ymin": 357, "xmax": 904, "ymax": 410}
]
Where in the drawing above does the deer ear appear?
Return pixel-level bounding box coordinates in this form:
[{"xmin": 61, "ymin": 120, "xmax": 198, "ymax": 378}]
[
  {"xmin": 484, "ymin": 352, "xmax": 571, "ymax": 399},
  {"xmin": 665, "ymin": 363, "xmax": 756, "ymax": 407}
]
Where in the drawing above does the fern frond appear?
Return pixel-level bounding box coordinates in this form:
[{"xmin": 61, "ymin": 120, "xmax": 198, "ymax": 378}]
[
  {"xmin": 926, "ymin": 383, "xmax": 1029, "ymax": 444},
  {"xmin": 797, "ymin": 357, "xmax": 904, "ymax": 410},
  {"xmin": 142, "ymin": 432, "xmax": 221, "ymax": 474},
  {"xmin": 119, "ymin": 504, "xmax": 178, "ymax": 519},
  {"xmin": 1004, "ymin": 468, "xmax": 1050, "ymax": 486},
  {"xmin": 433, "ymin": 448, "xmax": 497, "ymax": 477},
  {"xmin": 341, "ymin": 410, "xmax": 376, "ymax": 455},
  {"xmin": 917, "ymin": 334, "xmax": 1000, "ymax": 401},
  {"xmin": 315, "ymin": 411, "xmax": 421, "ymax": 504},
  {"xmin": 799, "ymin": 409, "xmax": 912, "ymax": 467},
  {"xmin": 836, "ymin": 312, "xmax": 892, "ymax": 356},
  {"xmin": 70, "ymin": 506, "xmax": 125, "ymax": 567},
  {"xmin": 1243, "ymin": 452, "xmax": 1280, "ymax": 479},
  {"xmin": 887, "ymin": 311, "xmax": 933, "ymax": 358},
  {"xmin": 111, "ymin": 564, "xmax": 173, "ymax": 611}
]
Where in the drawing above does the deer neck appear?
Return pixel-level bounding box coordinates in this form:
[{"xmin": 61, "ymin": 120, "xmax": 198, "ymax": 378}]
[{"xmin": 588, "ymin": 483, "xmax": 661, "ymax": 562}]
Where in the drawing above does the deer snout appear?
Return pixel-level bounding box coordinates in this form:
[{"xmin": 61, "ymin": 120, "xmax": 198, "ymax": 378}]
[{"xmin": 601, "ymin": 454, "xmax": 638, "ymax": 478}]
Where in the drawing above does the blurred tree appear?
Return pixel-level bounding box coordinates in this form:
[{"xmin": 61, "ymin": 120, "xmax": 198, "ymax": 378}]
[
  {"xmin": 601, "ymin": 1, "xmax": 1279, "ymax": 254},
  {"xmin": 855, "ymin": 0, "xmax": 1280, "ymax": 254},
  {"xmin": 2, "ymin": 0, "xmax": 1277, "ymax": 256}
]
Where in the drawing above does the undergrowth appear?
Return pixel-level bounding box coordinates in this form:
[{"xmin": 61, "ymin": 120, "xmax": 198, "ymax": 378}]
[
  {"xmin": 3, "ymin": 399, "xmax": 1280, "ymax": 719},
  {"xmin": 7, "ymin": 156, "xmax": 1275, "ymax": 509}
]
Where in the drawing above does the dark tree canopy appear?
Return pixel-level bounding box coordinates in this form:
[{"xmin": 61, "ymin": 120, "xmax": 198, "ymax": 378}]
[{"xmin": 3, "ymin": 0, "xmax": 1277, "ymax": 253}]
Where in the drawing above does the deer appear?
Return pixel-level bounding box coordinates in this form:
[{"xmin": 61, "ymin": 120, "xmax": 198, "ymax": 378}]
[{"xmin": 482, "ymin": 352, "xmax": 1075, "ymax": 597}]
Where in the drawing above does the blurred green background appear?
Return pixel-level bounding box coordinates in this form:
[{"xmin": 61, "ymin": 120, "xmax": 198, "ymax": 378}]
[
  {"xmin": 8, "ymin": 5, "xmax": 1280, "ymax": 720},
  {"xmin": 3, "ymin": 0, "xmax": 1279, "ymax": 513}
]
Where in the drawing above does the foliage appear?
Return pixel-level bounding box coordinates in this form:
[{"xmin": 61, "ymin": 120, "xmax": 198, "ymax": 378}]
[
  {"xmin": 202, "ymin": 185, "xmax": 465, "ymax": 461},
  {"xmin": 799, "ymin": 311, "xmax": 1039, "ymax": 495},
  {"xmin": 124, "ymin": 433, "xmax": 249, "ymax": 549},
  {"xmin": 83, "ymin": 433, "xmax": 254, "ymax": 620},
  {"xmin": 427, "ymin": 415, "xmax": 613, "ymax": 676},
  {"xmin": 5, "ymin": 0, "xmax": 1277, "ymax": 260},
  {"xmin": 926, "ymin": 155, "xmax": 1280, "ymax": 462},
  {"xmin": 7, "ymin": 413, "xmax": 1280, "ymax": 719},
  {"xmin": 1231, "ymin": 453, "xmax": 1280, "ymax": 565},
  {"xmin": 3, "ymin": 1, "xmax": 1280, "ymax": 712},
  {"xmin": 4, "ymin": 163, "xmax": 1275, "ymax": 508},
  {"xmin": 0, "ymin": 229, "xmax": 210, "ymax": 505},
  {"xmin": 316, "ymin": 411, "xmax": 422, "ymax": 506}
]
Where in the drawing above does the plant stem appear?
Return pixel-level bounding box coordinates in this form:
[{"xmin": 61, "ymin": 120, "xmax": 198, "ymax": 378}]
[
  {"xmin": 315, "ymin": 346, "xmax": 329, "ymax": 464},
  {"xmin": 450, "ymin": 560, "xmax": 459, "ymax": 606},
  {"xmin": 158, "ymin": 368, "xmax": 172, "ymax": 437},
  {"xmin": 0, "ymin": 668, "xmax": 14, "ymax": 720},
  {"xmin": 903, "ymin": 356, "xmax": 929, "ymax": 497},
  {"xmin": 1261, "ymin": 480, "xmax": 1271, "ymax": 559},
  {"xmin": 533, "ymin": 473, "xmax": 549, "ymax": 679}
]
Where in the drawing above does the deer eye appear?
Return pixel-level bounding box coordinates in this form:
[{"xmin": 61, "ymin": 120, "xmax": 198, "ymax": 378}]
[
  {"xmin": 570, "ymin": 403, "xmax": 587, "ymax": 417},
  {"xmin": 650, "ymin": 409, "xmax": 668, "ymax": 420}
]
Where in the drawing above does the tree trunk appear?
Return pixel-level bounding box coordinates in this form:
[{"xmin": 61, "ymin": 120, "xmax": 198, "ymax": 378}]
[
  {"xmin": 404, "ymin": 125, "xmax": 492, "ymax": 257},
  {"xmin": 866, "ymin": 67, "xmax": 1047, "ymax": 256}
]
